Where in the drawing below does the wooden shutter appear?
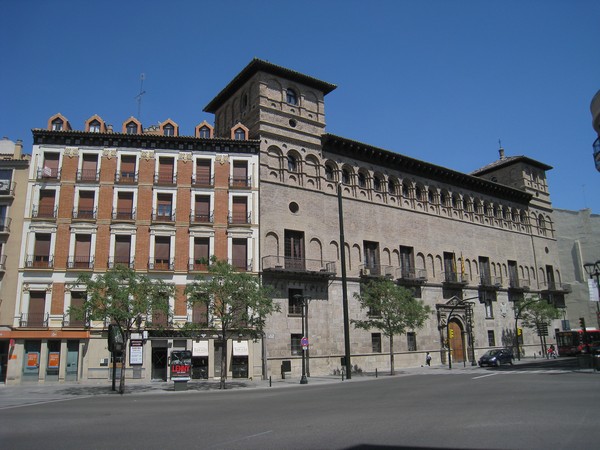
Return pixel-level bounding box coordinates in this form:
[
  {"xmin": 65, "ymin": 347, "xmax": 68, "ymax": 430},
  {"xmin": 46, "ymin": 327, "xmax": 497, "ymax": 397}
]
[
  {"xmin": 117, "ymin": 192, "xmax": 134, "ymax": 218},
  {"xmin": 195, "ymin": 195, "xmax": 210, "ymax": 221},
  {"xmin": 232, "ymin": 197, "xmax": 247, "ymax": 223},
  {"xmin": 233, "ymin": 161, "xmax": 248, "ymax": 186},
  {"xmin": 158, "ymin": 157, "xmax": 174, "ymax": 183},
  {"xmin": 69, "ymin": 292, "xmax": 86, "ymax": 326},
  {"xmin": 81, "ymin": 154, "xmax": 98, "ymax": 179},
  {"xmin": 154, "ymin": 236, "xmax": 170, "ymax": 269},
  {"xmin": 192, "ymin": 302, "xmax": 208, "ymax": 325},
  {"xmin": 39, "ymin": 190, "xmax": 55, "ymax": 217},
  {"xmin": 232, "ymin": 238, "xmax": 247, "ymax": 270},
  {"xmin": 78, "ymin": 191, "xmax": 95, "ymax": 218},
  {"xmin": 28, "ymin": 291, "xmax": 46, "ymax": 326},
  {"xmin": 196, "ymin": 159, "xmax": 211, "ymax": 185},
  {"xmin": 115, "ymin": 236, "xmax": 131, "ymax": 264},
  {"xmin": 75, "ymin": 235, "xmax": 91, "ymax": 267},
  {"xmin": 43, "ymin": 152, "xmax": 59, "ymax": 175}
]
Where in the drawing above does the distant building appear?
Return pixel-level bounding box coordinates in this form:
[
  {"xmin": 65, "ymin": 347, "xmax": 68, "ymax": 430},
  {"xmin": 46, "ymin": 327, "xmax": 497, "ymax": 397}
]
[{"xmin": 0, "ymin": 137, "xmax": 30, "ymax": 383}]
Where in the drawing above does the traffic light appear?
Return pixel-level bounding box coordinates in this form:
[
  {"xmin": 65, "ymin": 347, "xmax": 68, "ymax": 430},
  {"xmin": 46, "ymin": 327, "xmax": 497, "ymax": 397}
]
[
  {"xmin": 449, "ymin": 329, "xmax": 454, "ymax": 338},
  {"xmin": 579, "ymin": 317, "xmax": 586, "ymax": 330},
  {"xmin": 517, "ymin": 328, "xmax": 522, "ymax": 336}
]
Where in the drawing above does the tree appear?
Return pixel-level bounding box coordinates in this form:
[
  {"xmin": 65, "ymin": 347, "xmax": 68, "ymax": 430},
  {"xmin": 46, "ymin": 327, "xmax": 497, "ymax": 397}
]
[
  {"xmin": 185, "ymin": 259, "xmax": 279, "ymax": 389},
  {"xmin": 352, "ymin": 279, "xmax": 431, "ymax": 375},
  {"xmin": 516, "ymin": 296, "xmax": 561, "ymax": 357},
  {"xmin": 70, "ymin": 265, "xmax": 174, "ymax": 394}
]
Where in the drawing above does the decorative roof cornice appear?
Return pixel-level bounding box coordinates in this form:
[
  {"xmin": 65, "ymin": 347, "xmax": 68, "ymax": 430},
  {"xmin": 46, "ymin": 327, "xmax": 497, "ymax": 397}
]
[
  {"xmin": 31, "ymin": 129, "xmax": 260, "ymax": 154},
  {"xmin": 204, "ymin": 58, "xmax": 337, "ymax": 113},
  {"xmin": 322, "ymin": 134, "xmax": 532, "ymax": 204},
  {"xmin": 471, "ymin": 155, "xmax": 553, "ymax": 175}
]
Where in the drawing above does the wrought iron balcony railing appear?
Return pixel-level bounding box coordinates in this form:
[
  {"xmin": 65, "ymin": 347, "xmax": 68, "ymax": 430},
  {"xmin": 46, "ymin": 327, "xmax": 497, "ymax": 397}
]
[
  {"xmin": 154, "ymin": 172, "xmax": 177, "ymax": 185},
  {"xmin": 148, "ymin": 258, "xmax": 175, "ymax": 271},
  {"xmin": 76, "ymin": 169, "xmax": 100, "ymax": 182},
  {"xmin": 190, "ymin": 212, "xmax": 214, "ymax": 224},
  {"xmin": 262, "ymin": 255, "xmax": 336, "ymax": 275},
  {"xmin": 0, "ymin": 217, "xmax": 11, "ymax": 233},
  {"xmin": 108, "ymin": 257, "xmax": 135, "ymax": 269},
  {"xmin": 228, "ymin": 212, "xmax": 251, "ymax": 224},
  {"xmin": 32, "ymin": 205, "xmax": 57, "ymax": 219},
  {"xmin": 20, "ymin": 312, "xmax": 49, "ymax": 327},
  {"xmin": 0, "ymin": 180, "xmax": 16, "ymax": 196},
  {"xmin": 72, "ymin": 207, "xmax": 97, "ymax": 220},
  {"xmin": 112, "ymin": 208, "xmax": 137, "ymax": 221},
  {"xmin": 229, "ymin": 176, "xmax": 252, "ymax": 188},
  {"xmin": 115, "ymin": 171, "xmax": 138, "ymax": 184},
  {"xmin": 191, "ymin": 175, "xmax": 214, "ymax": 187},
  {"xmin": 152, "ymin": 209, "xmax": 176, "ymax": 222},
  {"xmin": 37, "ymin": 167, "xmax": 61, "ymax": 180},
  {"xmin": 67, "ymin": 256, "xmax": 94, "ymax": 269},
  {"xmin": 25, "ymin": 255, "xmax": 54, "ymax": 269}
]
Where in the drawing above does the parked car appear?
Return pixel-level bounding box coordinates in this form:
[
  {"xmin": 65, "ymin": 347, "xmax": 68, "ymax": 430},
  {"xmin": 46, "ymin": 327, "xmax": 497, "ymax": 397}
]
[{"xmin": 478, "ymin": 349, "xmax": 513, "ymax": 367}]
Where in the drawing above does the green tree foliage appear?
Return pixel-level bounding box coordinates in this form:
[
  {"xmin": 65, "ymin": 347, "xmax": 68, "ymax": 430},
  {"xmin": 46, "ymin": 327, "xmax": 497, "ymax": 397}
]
[
  {"xmin": 70, "ymin": 265, "xmax": 174, "ymax": 393},
  {"xmin": 352, "ymin": 279, "xmax": 431, "ymax": 375},
  {"xmin": 185, "ymin": 259, "xmax": 279, "ymax": 389},
  {"xmin": 516, "ymin": 296, "xmax": 561, "ymax": 355}
]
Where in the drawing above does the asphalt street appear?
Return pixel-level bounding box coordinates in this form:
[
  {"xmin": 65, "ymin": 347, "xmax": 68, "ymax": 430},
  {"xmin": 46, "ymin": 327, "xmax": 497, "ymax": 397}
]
[{"xmin": 1, "ymin": 357, "xmax": 598, "ymax": 450}]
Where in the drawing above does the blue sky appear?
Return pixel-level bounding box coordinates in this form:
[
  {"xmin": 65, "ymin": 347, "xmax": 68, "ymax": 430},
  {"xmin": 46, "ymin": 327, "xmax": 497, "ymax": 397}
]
[{"xmin": 2, "ymin": 0, "xmax": 599, "ymax": 213}]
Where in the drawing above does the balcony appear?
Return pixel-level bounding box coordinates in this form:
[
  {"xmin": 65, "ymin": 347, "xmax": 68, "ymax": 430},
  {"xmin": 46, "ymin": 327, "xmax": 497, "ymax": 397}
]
[
  {"xmin": 396, "ymin": 268, "xmax": 428, "ymax": 284},
  {"xmin": 32, "ymin": 205, "xmax": 57, "ymax": 220},
  {"xmin": 112, "ymin": 208, "xmax": 137, "ymax": 221},
  {"xmin": 36, "ymin": 167, "xmax": 61, "ymax": 181},
  {"xmin": 359, "ymin": 264, "xmax": 395, "ymax": 279},
  {"xmin": 62, "ymin": 312, "xmax": 89, "ymax": 328},
  {"xmin": 188, "ymin": 258, "xmax": 210, "ymax": 272},
  {"xmin": 108, "ymin": 257, "xmax": 134, "ymax": 269},
  {"xmin": 0, "ymin": 217, "xmax": 11, "ymax": 233},
  {"xmin": 228, "ymin": 212, "xmax": 251, "ymax": 225},
  {"xmin": 229, "ymin": 176, "xmax": 252, "ymax": 189},
  {"xmin": 67, "ymin": 256, "xmax": 94, "ymax": 270},
  {"xmin": 19, "ymin": 312, "xmax": 49, "ymax": 328},
  {"xmin": 262, "ymin": 255, "xmax": 336, "ymax": 278},
  {"xmin": 0, "ymin": 180, "xmax": 16, "ymax": 197},
  {"xmin": 154, "ymin": 172, "xmax": 177, "ymax": 185},
  {"xmin": 0, "ymin": 254, "xmax": 6, "ymax": 271},
  {"xmin": 148, "ymin": 258, "xmax": 174, "ymax": 271},
  {"xmin": 25, "ymin": 255, "xmax": 54, "ymax": 269},
  {"xmin": 508, "ymin": 278, "xmax": 531, "ymax": 291},
  {"xmin": 540, "ymin": 281, "xmax": 571, "ymax": 293},
  {"xmin": 479, "ymin": 275, "xmax": 502, "ymax": 289},
  {"xmin": 191, "ymin": 175, "xmax": 214, "ymax": 188},
  {"xmin": 442, "ymin": 271, "xmax": 469, "ymax": 286},
  {"xmin": 72, "ymin": 207, "xmax": 97, "ymax": 220},
  {"xmin": 76, "ymin": 169, "xmax": 99, "ymax": 183},
  {"xmin": 190, "ymin": 211, "xmax": 214, "ymax": 224},
  {"xmin": 115, "ymin": 171, "xmax": 138, "ymax": 184},
  {"xmin": 152, "ymin": 209, "xmax": 176, "ymax": 223}
]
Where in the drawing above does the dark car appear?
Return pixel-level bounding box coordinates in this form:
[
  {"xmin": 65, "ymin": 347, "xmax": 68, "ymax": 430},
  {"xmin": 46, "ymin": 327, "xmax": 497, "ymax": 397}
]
[{"xmin": 478, "ymin": 349, "xmax": 513, "ymax": 367}]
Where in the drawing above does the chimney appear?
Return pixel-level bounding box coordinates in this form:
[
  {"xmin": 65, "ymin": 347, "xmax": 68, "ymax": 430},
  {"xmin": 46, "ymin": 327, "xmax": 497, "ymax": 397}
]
[
  {"xmin": 499, "ymin": 147, "xmax": 505, "ymax": 160},
  {"xmin": 107, "ymin": 124, "xmax": 114, "ymax": 133},
  {"xmin": 15, "ymin": 139, "xmax": 23, "ymax": 159}
]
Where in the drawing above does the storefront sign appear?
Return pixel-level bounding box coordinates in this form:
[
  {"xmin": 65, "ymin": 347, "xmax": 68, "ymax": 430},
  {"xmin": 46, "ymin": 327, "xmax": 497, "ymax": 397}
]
[
  {"xmin": 232, "ymin": 340, "xmax": 249, "ymax": 356},
  {"xmin": 192, "ymin": 340, "xmax": 209, "ymax": 357},
  {"xmin": 48, "ymin": 352, "xmax": 60, "ymax": 369},
  {"xmin": 26, "ymin": 352, "xmax": 39, "ymax": 370},
  {"xmin": 129, "ymin": 340, "xmax": 143, "ymax": 365}
]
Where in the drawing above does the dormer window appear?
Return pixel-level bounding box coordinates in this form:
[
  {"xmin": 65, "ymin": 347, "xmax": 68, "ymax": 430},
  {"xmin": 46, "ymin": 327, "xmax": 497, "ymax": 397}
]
[
  {"xmin": 234, "ymin": 128, "xmax": 246, "ymax": 140},
  {"xmin": 126, "ymin": 122, "xmax": 137, "ymax": 135},
  {"xmin": 199, "ymin": 126, "xmax": 210, "ymax": 138},
  {"xmin": 286, "ymin": 88, "xmax": 298, "ymax": 105},
  {"xmin": 163, "ymin": 124, "xmax": 174, "ymax": 136},
  {"xmin": 52, "ymin": 119, "xmax": 63, "ymax": 131},
  {"xmin": 89, "ymin": 120, "xmax": 101, "ymax": 133}
]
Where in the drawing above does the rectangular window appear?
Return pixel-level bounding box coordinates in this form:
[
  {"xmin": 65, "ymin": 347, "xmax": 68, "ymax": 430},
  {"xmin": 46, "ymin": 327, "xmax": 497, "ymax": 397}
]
[
  {"xmin": 153, "ymin": 236, "xmax": 171, "ymax": 269},
  {"xmin": 400, "ymin": 245, "xmax": 414, "ymax": 278},
  {"xmin": 372, "ymin": 333, "xmax": 382, "ymax": 353},
  {"xmin": 68, "ymin": 292, "xmax": 86, "ymax": 327},
  {"xmin": 232, "ymin": 161, "xmax": 249, "ymax": 187},
  {"xmin": 115, "ymin": 192, "xmax": 134, "ymax": 220},
  {"xmin": 0, "ymin": 169, "xmax": 13, "ymax": 193},
  {"xmin": 484, "ymin": 299, "xmax": 494, "ymax": 319},
  {"xmin": 407, "ymin": 332, "xmax": 417, "ymax": 352},
  {"xmin": 195, "ymin": 159, "xmax": 212, "ymax": 186},
  {"xmin": 443, "ymin": 252, "xmax": 457, "ymax": 282},
  {"xmin": 157, "ymin": 156, "xmax": 175, "ymax": 184},
  {"xmin": 80, "ymin": 154, "xmax": 98, "ymax": 181},
  {"xmin": 119, "ymin": 155, "xmax": 137, "ymax": 183},
  {"xmin": 288, "ymin": 289, "xmax": 304, "ymax": 316},
  {"xmin": 291, "ymin": 334, "xmax": 302, "ymax": 356},
  {"xmin": 193, "ymin": 237, "xmax": 209, "ymax": 270},
  {"xmin": 231, "ymin": 197, "xmax": 248, "ymax": 224},
  {"xmin": 77, "ymin": 191, "xmax": 95, "ymax": 219},
  {"xmin": 479, "ymin": 256, "xmax": 491, "ymax": 285},
  {"xmin": 487, "ymin": 330, "xmax": 496, "ymax": 347},
  {"xmin": 194, "ymin": 195, "xmax": 211, "ymax": 223},
  {"xmin": 27, "ymin": 291, "xmax": 46, "ymax": 327},
  {"xmin": 156, "ymin": 193, "xmax": 173, "ymax": 220},
  {"xmin": 191, "ymin": 300, "xmax": 208, "ymax": 325},
  {"xmin": 38, "ymin": 189, "xmax": 56, "ymax": 218},
  {"xmin": 33, "ymin": 233, "xmax": 51, "ymax": 267},
  {"xmin": 284, "ymin": 230, "xmax": 305, "ymax": 270},
  {"xmin": 114, "ymin": 235, "xmax": 132, "ymax": 266},
  {"xmin": 232, "ymin": 238, "xmax": 248, "ymax": 271},
  {"xmin": 42, "ymin": 152, "xmax": 60, "ymax": 178},
  {"xmin": 73, "ymin": 234, "xmax": 92, "ymax": 268}
]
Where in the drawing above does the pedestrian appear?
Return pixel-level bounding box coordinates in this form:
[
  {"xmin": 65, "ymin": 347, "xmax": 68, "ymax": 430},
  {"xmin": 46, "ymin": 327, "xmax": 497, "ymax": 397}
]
[
  {"xmin": 548, "ymin": 344, "xmax": 557, "ymax": 359},
  {"xmin": 426, "ymin": 352, "xmax": 432, "ymax": 366}
]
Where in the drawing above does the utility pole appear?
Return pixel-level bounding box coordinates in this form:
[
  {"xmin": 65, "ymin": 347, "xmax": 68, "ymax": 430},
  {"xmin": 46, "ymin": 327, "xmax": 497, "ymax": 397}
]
[{"xmin": 338, "ymin": 184, "xmax": 352, "ymax": 379}]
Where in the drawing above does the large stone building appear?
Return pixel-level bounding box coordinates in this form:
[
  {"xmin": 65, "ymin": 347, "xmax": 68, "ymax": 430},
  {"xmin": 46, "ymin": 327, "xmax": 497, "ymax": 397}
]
[
  {"xmin": 204, "ymin": 59, "xmax": 566, "ymax": 376},
  {"xmin": 1, "ymin": 59, "xmax": 569, "ymax": 384}
]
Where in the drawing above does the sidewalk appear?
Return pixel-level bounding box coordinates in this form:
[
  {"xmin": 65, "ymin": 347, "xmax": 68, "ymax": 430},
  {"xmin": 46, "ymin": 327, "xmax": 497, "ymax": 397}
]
[{"xmin": 0, "ymin": 357, "xmax": 586, "ymax": 410}]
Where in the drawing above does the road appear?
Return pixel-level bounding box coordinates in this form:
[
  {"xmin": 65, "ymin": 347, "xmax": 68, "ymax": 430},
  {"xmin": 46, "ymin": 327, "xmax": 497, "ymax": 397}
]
[{"xmin": 1, "ymin": 358, "xmax": 599, "ymax": 449}]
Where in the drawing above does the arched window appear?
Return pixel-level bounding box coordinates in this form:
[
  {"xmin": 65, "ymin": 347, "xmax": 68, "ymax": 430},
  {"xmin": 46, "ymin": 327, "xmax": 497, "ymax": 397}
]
[
  {"xmin": 126, "ymin": 122, "xmax": 137, "ymax": 135},
  {"xmin": 286, "ymin": 88, "xmax": 298, "ymax": 105},
  {"xmin": 325, "ymin": 164, "xmax": 335, "ymax": 181},
  {"xmin": 199, "ymin": 126, "xmax": 210, "ymax": 139},
  {"xmin": 287, "ymin": 154, "xmax": 298, "ymax": 172},
  {"xmin": 52, "ymin": 118, "xmax": 63, "ymax": 131},
  {"xmin": 342, "ymin": 168, "xmax": 351, "ymax": 185},
  {"xmin": 89, "ymin": 120, "xmax": 101, "ymax": 133},
  {"xmin": 427, "ymin": 189, "xmax": 435, "ymax": 204},
  {"xmin": 415, "ymin": 186, "xmax": 423, "ymax": 200},
  {"xmin": 163, "ymin": 124, "xmax": 174, "ymax": 136},
  {"xmin": 357, "ymin": 172, "xmax": 366, "ymax": 188},
  {"xmin": 402, "ymin": 182, "xmax": 410, "ymax": 197},
  {"xmin": 234, "ymin": 128, "xmax": 245, "ymax": 140},
  {"xmin": 388, "ymin": 179, "xmax": 397, "ymax": 195},
  {"xmin": 373, "ymin": 176, "xmax": 382, "ymax": 192}
]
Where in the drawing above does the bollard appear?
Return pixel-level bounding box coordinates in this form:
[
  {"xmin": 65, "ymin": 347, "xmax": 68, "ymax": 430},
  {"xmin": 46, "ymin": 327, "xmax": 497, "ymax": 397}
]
[
  {"xmin": 375, "ymin": 368, "xmax": 378, "ymax": 378},
  {"xmin": 342, "ymin": 370, "xmax": 345, "ymax": 381},
  {"xmin": 269, "ymin": 376, "xmax": 272, "ymax": 387}
]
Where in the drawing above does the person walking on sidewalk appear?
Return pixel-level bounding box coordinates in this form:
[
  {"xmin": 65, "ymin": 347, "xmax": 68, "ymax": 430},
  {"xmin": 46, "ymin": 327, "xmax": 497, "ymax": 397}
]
[{"xmin": 426, "ymin": 352, "xmax": 432, "ymax": 366}]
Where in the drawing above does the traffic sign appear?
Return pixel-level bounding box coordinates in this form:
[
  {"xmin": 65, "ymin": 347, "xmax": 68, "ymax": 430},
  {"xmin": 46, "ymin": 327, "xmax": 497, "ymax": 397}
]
[{"xmin": 301, "ymin": 337, "xmax": 308, "ymax": 347}]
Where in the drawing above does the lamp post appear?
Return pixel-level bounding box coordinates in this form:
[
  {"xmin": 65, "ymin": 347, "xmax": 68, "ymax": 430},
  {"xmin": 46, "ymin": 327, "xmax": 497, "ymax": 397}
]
[
  {"xmin": 583, "ymin": 260, "xmax": 600, "ymax": 329},
  {"xmin": 446, "ymin": 296, "xmax": 478, "ymax": 369},
  {"xmin": 294, "ymin": 294, "xmax": 310, "ymax": 384}
]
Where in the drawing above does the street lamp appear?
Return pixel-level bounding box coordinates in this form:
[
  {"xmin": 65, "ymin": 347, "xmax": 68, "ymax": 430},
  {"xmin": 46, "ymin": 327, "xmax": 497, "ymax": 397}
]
[
  {"xmin": 294, "ymin": 294, "xmax": 310, "ymax": 384},
  {"xmin": 446, "ymin": 296, "xmax": 478, "ymax": 369},
  {"xmin": 583, "ymin": 260, "xmax": 600, "ymax": 329}
]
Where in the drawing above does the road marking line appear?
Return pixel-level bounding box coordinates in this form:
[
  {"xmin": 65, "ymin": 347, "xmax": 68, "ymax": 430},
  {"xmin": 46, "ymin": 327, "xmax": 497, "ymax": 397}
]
[
  {"xmin": 472, "ymin": 373, "xmax": 498, "ymax": 380},
  {"xmin": 207, "ymin": 430, "xmax": 273, "ymax": 448},
  {"xmin": 0, "ymin": 395, "xmax": 92, "ymax": 411}
]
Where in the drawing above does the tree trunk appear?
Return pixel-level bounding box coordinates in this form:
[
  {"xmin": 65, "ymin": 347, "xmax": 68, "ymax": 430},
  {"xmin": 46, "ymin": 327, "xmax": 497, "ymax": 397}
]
[
  {"xmin": 220, "ymin": 328, "xmax": 227, "ymax": 389},
  {"xmin": 119, "ymin": 335, "xmax": 128, "ymax": 395},
  {"xmin": 389, "ymin": 335, "xmax": 395, "ymax": 376}
]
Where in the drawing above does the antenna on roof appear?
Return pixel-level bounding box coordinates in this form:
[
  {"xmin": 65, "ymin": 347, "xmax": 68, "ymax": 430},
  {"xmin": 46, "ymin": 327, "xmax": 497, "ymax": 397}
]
[{"xmin": 134, "ymin": 73, "xmax": 146, "ymax": 119}]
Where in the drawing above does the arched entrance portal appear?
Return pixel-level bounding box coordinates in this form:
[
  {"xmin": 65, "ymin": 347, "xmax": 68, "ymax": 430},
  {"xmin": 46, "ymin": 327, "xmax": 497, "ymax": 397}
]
[{"xmin": 449, "ymin": 320, "xmax": 465, "ymax": 363}]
